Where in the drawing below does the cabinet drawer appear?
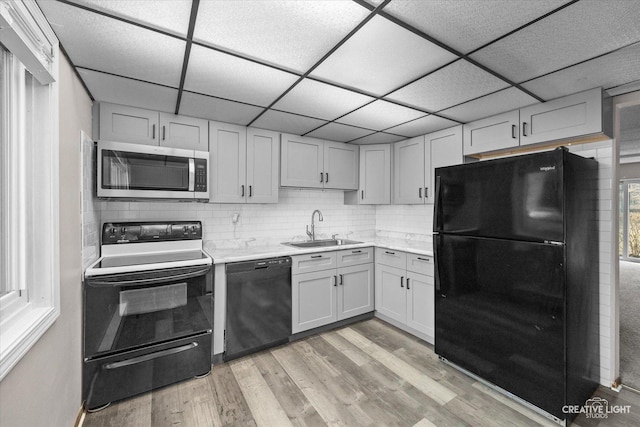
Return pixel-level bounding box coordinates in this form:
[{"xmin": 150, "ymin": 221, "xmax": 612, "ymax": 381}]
[
  {"xmin": 337, "ymin": 247, "xmax": 373, "ymax": 267},
  {"xmin": 406, "ymin": 254, "xmax": 434, "ymax": 276},
  {"xmin": 292, "ymin": 252, "xmax": 337, "ymax": 275},
  {"xmin": 375, "ymin": 248, "xmax": 406, "ymax": 269}
]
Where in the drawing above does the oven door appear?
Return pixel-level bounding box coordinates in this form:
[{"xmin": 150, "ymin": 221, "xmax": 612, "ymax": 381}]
[
  {"xmin": 97, "ymin": 140, "xmax": 205, "ymax": 200},
  {"xmin": 83, "ymin": 265, "xmax": 213, "ymax": 360}
]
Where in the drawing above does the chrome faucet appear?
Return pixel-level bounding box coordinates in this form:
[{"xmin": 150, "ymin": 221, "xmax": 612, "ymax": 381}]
[{"xmin": 306, "ymin": 209, "xmax": 323, "ymax": 241}]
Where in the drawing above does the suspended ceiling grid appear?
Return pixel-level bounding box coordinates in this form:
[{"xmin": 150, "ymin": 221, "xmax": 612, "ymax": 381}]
[{"xmin": 36, "ymin": 0, "xmax": 640, "ymax": 144}]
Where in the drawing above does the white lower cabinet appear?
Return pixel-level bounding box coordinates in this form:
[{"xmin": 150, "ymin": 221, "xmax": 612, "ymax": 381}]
[
  {"xmin": 374, "ymin": 248, "xmax": 434, "ymax": 343},
  {"xmin": 292, "ymin": 248, "xmax": 374, "ymax": 334}
]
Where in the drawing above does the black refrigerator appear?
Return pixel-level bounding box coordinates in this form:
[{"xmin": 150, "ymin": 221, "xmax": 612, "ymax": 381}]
[{"xmin": 433, "ymin": 147, "xmax": 600, "ymax": 422}]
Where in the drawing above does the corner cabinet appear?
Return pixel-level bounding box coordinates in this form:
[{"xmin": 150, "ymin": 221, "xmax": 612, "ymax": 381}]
[
  {"xmin": 374, "ymin": 248, "xmax": 434, "ymax": 343},
  {"xmin": 393, "ymin": 125, "xmax": 462, "ymax": 205},
  {"xmin": 96, "ymin": 102, "xmax": 207, "ymax": 150},
  {"xmin": 209, "ymin": 122, "xmax": 279, "ymax": 204},
  {"xmin": 292, "ymin": 248, "xmax": 374, "ymax": 334},
  {"xmin": 345, "ymin": 144, "xmax": 391, "ymax": 205},
  {"xmin": 280, "ymin": 134, "xmax": 358, "ymax": 190}
]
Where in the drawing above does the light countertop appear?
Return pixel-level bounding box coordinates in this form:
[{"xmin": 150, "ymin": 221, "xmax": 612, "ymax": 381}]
[{"xmin": 205, "ymin": 237, "xmax": 433, "ymax": 264}]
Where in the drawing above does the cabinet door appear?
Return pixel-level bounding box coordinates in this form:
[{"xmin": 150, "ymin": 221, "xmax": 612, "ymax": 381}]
[
  {"xmin": 337, "ymin": 263, "xmax": 374, "ymax": 321},
  {"xmin": 406, "ymin": 272, "xmax": 434, "ymax": 342},
  {"xmin": 159, "ymin": 113, "xmax": 208, "ymax": 151},
  {"xmin": 323, "ymin": 141, "xmax": 358, "ymax": 190},
  {"xmin": 246, "ymin": 128, "xmax": 279, "ymax": 204},
  {"xmin": 99, "ymin": 103, "xmax": 159, "ymax": 146},
  {"xmin": 209, "ymin": 122, "xmax": 247, "ymax": 203},
  {"xmin": 280, "ymin": 134, "xmax": 324, "ymax": 188},
  {"xmin": 393, "ymin": 136, "xmax": 424, "ymax": 204},
  {"xmin": 463, "ymin": 110, "xmax": 519, "ymax": 156},
  {"xmin": 374, "ymin": 264, "xmax": 406, "ymax": 323},
  {"xmin": 520, "ymin": 87, "xmax": 603, "ymax": 146},
  {"xmin": 292, "ymin": 270, "xmax": 337, "ymax": 334},
  {"xmin": 359, "ymin": 144, "xmax": 391, "ymax": 204},
  {"xmin": 426, "ymin": 125, "xmax": 463, "ymax": 204}
]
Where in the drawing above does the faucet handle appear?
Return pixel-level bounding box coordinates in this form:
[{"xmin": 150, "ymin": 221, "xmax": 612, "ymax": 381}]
[{"xmin": 332, "ymin": 233, "xmax": 339, "ymax": 240}]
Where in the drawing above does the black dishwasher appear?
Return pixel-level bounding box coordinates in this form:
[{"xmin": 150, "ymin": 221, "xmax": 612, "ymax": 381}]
[{"xmin": 225, "ymin": 256, "xmax": 292, "ymax": 360}]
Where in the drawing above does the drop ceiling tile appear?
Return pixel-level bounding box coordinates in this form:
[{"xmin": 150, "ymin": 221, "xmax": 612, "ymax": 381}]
[
  {"xmin": 349, "ymin": 132, "xmax": 407, "ymax": 145},
  {"xmin": 185, "ymin": 45, "xmax": 299, "ymax": 107},
  {"xmin": 338, "ymin": 100, "xmax": 425, "ymax": 131},
  {"xmin": 439, "ymin": 87, "xmax": 539, "ymax": 123},
  {"xmin": 78, "ymin": 68, "xmax": 177, "ymax": 113},
  {"xmin": 385, "ymin": 115, "xmax": 459, "ymax": 138},
  {"xmin": 179, "ymin": 92, "xmax": 264, "ymax": 125},
  {"xmin": 252, "ymin": 110, "xmax": 328, "ymax": 136},
  {"xmin": 386, "ymin": 60, "xmax": 510, "ymax": 112},
  {"xmin": 310, "ymin": 15, "xmax": 457, "ymax": 96},
  {"xmin": 381, "ymin": 0, "xmax": 569, "ymax": 54},
  {"xmin": 38, "ymin": 1, "xmax": 185, "ymax": 87},
  {"xmin": 469, "ymin": 0, "xmax": 640, "ymax": 83},
  {"xmin": 63, "ymin": 0, "xmax": 192, "ymax": 36},
  {"xmin": 438, "ymin": 87, "xmax": 538, "ymax": 123},
  {"xmin": 521, "ymin": 42, "xmax": 640, "ymax": 100},
  {"xmin": 306, "ymin": 123, "xmax": 374, "ymax": 143},
  {"xmin": 193, "ymin": 0, "xmax": 369, "ymax": 73},
  {"xmin": 272, "ymin": 79, "xmax": 374, "ymax": 121}
]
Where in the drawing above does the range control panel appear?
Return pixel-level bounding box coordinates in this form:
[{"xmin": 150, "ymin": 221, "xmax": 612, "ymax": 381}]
[{"xmin": 102, "ymin": 221, "xmax": 203, "ymax": 244}]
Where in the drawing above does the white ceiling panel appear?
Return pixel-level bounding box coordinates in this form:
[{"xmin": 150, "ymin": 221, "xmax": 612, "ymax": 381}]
[
  {"xmin": 252, "ymin": 110, "xmax": 328, "ymax": 136},
  {"xmin": 349, "ymin": 132, "xmax": 407, "ymax": 145},
  {"xmin": 179, "ymin": 92, "xmax": 265, "ymax": 125},
  {"xmin": 439, "ymin": 87, "xmax": 538, "ymax": 123},
  {"xmin": 521, "ymin": 42, "xmax": 640, "ymax": 100},
  {"xmin": 310, "ymin": 15, "xmax": 457, "ymax": 96},
  {"xmin": 64, "ymin": 0, "xmax": 192, "ymax": 36},
  {"xmin": 38, "ymin": 1, "xmax": 185, "ymax": 87},
  {"xmin": 385, "ymin": 115, "xmax": 459, "ymax": 138},
  {"xmin": 184, "ymin": 45, "xmax": 299, "ymax": 107},
  {"xmin": 193, "ymin": 0, "xmax": 370, "ymax": 73},
  {"xmin": 386, "ymin": 60, "xmax": 510, "ymax": 112},
  {"xmin": 272, "ymin": 79, "xmax": 374, "ymax": 121},
  {"xmin": 306, "ymin": 123, "xmax": 374, "ymax": 142},
  {"xmin": 469, "ymin": 0, "xmax": 640, "ymax": 83},
  {"xmin": 381, "ymin": 0, "xmax": 569, "ymax": 54},
  {"xmin": 78, "ymin": 68, "xmax": 178, "ymax": 113},
  {"xmin": 338, "ymin": 99, "xmax": 425, "ymax": 131}
]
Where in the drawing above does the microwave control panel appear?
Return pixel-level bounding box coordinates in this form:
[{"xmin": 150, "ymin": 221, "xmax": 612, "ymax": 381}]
[{"xmin": 195, "ymin": 159, "xmax": 207, "ymax": 192}]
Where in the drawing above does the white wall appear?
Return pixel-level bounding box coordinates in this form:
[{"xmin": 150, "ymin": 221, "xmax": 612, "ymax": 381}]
[{"xmin": 0, "ymin": 54, "xmax": 92, "ymax": 426}]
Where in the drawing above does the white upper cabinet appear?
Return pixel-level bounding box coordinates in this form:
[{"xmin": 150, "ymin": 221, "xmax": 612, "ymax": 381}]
[
  {"xmin": 519, "ymin": 87, "xmax": 608, "ymax": 146},
  {"xmin": 394, "ymin": 125, "xmax": 463, "ymax": 205},
  {"xmin": 280, "ymin": 134, "xmax": 358, "ymax": 190},
  {"xmin": 97, "ymin": 102, "xmax": 209, "ymax": 150},
  {"xmin": 98, "ymin": 103, "xmax": 159, "ymax": 146},
  {"xmin": 463, "ymin": 110, "xmax": 519, "ymax": 156},
  {"xmin": 324, "ymin": 141, "xmax": 358, "ymax": 190},
  {"xmin": 426, "ymin": 125, "xmax": 463, "ymax": 204},
  {"xmin": 345, "ymin": 144, "xmax": 391, "ymax": 205},
  {"xmin": 210, "ymin": 123, "xmax": 279, "ymax": 204},
  {"xmin": 393, "ymin": 136, "xmax": 424, "ymax": 204},
  {"xmin": 246, "ymin": 128, "xmax": 279, "ymax": 204},
  {"xmin": 159, "ymin": 113, "xmax": 208, "ymax": 151}
]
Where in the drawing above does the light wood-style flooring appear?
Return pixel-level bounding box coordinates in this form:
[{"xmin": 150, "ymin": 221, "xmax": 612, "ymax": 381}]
[{"xmin": 83, "ymin": 318, "xmax": 640, "ymax": 427}]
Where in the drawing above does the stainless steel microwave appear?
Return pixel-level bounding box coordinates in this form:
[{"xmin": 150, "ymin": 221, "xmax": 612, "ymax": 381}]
[{"xmin": 97, "ymin": 140, "xmax": 209, "ymax": 201}]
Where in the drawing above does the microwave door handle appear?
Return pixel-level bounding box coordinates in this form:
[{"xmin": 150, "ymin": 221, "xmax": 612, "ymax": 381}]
[
  {"xmin": 87, "ymin": 268, "xmax": 211, "ymax": 287},
  {"xmin": 188, "ymin": 158, "xmax": 195, "ymax": 191}
]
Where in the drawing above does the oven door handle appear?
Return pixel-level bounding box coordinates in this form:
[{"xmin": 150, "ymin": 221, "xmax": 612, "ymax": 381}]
[
  {"xmin": 87, "ymin": 268, "xmax": 211, "ymax": 287},
  {"xmin": 188, "ymin": 158, "xmax": 195, "ymax": 192},
  {"xmin": 103, "ymin": 342, "xmax": 198, "ymax": 370}
]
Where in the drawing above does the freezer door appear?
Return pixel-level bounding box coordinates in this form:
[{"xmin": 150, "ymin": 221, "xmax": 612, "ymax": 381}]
[
  {"xmin": 434, "ymin": 150, "xmax": 564, "ymax": 242},
  {"xmin": 434, "ymin": 234, "xmax": 565, "ymax": 418}
]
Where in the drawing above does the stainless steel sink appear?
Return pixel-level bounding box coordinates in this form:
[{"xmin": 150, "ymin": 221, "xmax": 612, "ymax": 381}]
[{"xmin": 283, "ymin": 239, "xmax": 362, "ymax": 248}]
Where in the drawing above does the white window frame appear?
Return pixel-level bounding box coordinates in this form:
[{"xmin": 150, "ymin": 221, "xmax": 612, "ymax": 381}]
[{"xmin": 0, "ymin": 0, "xmax": 59, "ymax": 381}]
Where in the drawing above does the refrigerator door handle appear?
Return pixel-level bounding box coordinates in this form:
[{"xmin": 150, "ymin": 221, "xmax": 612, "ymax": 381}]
[
  {"xmin": 433, "ymin": 175, "xmax": 442, "ymax": 232},
  {"xmin": 434, "ymin": 235, "xmax": 441, "ymax": 292}
]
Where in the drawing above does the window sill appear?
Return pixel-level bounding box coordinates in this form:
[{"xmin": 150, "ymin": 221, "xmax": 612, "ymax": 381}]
[{"xmin": 0, "ymin": 305, "xmax": 59, "ymax": 381}]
